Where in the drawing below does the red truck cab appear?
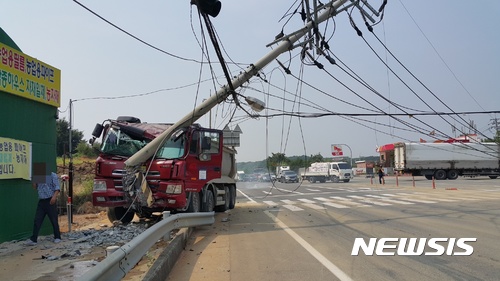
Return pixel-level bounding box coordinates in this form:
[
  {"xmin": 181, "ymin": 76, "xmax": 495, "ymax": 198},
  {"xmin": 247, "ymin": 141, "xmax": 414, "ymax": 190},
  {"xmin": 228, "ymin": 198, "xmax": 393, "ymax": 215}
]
[{"xmin": 91, "ymin": 117, "xmax": 237, "ymax": 223}]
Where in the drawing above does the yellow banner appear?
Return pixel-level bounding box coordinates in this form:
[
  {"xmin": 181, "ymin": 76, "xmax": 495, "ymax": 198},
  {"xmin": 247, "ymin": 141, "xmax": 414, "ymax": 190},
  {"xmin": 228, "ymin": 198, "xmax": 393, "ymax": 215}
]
[
  {"xmin": 0, "ymin": 42, "xmax": 61, "ymax": 107},
  {"xmin": 0, "ymin": 137, "xmax": 32, "ymax": 180}
]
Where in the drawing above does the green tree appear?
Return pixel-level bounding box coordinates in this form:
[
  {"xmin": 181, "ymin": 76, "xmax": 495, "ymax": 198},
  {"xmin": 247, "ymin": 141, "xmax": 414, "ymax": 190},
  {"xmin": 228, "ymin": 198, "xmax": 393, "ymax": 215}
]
[
  {"xmin": 56, "ymin": 118, "xmax": 84, "ymax": 157},
  {"xmin": 308, "ymin": 153, "xmax": 324, "ymax": 163},
  {"xmin": 266, "ymin": 152, "xmax": 288, "ymax": 172},
  {"xmin": 289, "ymin": 157, "xmax": 306, "ymax": 172},
  {"xmin": 483, "ymin": 131, "xmax": 500, "ymax": 143},
  {"xmin": 76, "ymin": 140, "xmax": 100, "ymax": 158}
]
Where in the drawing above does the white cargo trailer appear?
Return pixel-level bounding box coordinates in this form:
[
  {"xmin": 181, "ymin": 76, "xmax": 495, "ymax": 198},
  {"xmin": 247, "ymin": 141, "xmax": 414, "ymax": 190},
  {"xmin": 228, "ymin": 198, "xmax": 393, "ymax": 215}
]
[{"xmin": 394, "ymin": 142, "xmax": 500, "ymax": 180}]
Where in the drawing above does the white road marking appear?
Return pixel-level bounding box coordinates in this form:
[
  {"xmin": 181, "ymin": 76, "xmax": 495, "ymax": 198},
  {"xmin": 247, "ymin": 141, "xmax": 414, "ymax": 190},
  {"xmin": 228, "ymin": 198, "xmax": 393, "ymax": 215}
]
[
  {"xmin": 322, "ymin": 197, "xmax": 370, "ymax": 207},
  {"xmin": 365, "ymin": 195, "xmax": 414, "ymax": 205},
  {"xmin": 275, "ymin": 187, "xmax": 304, "ymax": 195},
  {"xmin": 347, "ymin": 195, "xmax": 392, "ymax": 206},
  {"xmin": 263, "ymin": 201, "xmax": 278, "ymax": 206},
  {"xmin": 322, "ymin": 202, "xmax": 350, "ymax": 209},
  {"xmin": 314, "ymin": 196, "xmax": 370, "ymax": 209},
  {"xmin": 298, "ymin": 199, "xmax": 316, "ymax": 204},
  {"xmin": 237, "ymin": 189, "xmax": 256, "ymax": 203},
  {"xmin": 264, "ymin": 211, "xmax": 354, "ymax": 281},
  {"xmin": 302, "ymin": 203, "xmax": 326, "ymax": 210},
  {"xmin": 393, "ymin": 197, "xmax": 436, "ymax": 204},
  {"xmin": 282, "ymin": 205, "xmax": 303, "ymax": 211}
]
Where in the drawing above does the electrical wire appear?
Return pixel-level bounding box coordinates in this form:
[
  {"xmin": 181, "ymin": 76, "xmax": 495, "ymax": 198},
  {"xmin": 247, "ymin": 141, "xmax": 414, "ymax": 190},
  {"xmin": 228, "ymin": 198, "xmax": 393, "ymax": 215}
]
[
  {"xmin": 72, "ymin": 0, "xmax": 200, "ymax": 63},
  {"xmin": 396, "ymin": 0, "xmax": 489, "ymax": 116}
]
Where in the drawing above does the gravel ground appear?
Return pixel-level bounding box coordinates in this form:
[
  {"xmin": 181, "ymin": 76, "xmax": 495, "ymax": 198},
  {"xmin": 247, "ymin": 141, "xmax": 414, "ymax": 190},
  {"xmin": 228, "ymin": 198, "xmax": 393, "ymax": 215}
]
[{"xmin": 0, "ymin": 212, "xmax": 169, "ymax": 281}]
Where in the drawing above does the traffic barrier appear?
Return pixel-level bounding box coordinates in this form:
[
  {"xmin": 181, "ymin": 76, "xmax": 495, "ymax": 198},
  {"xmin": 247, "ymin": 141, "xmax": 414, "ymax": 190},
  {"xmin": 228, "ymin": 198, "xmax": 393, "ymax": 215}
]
[{"xmin": 77, "ymin": 212, "xmax": 215, "ymax": 281}]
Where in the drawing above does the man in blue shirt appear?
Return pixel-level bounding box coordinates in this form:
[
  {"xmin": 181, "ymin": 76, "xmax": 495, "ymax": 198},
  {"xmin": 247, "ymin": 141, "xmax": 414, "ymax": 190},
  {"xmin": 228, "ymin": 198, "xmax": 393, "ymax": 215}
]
[{"xmin": 25, "ymin": 171, "xmax": 62, "ymax": 246}]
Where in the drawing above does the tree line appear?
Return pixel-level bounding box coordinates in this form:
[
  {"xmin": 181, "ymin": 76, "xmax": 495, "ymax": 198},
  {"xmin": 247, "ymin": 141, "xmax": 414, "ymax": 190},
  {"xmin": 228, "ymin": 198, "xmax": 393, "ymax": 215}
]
[
  {"xmin": 56, "ymin": 118, "xmax": 99, "ymax": 158},
  {"xmin": 237, "ymin": 152, "xmax": 380, "ymax": 175}
]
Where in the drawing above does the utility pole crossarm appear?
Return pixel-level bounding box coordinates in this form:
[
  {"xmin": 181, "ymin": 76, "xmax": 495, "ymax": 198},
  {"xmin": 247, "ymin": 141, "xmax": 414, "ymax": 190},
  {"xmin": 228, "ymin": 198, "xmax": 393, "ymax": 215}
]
[{"xmin": 125, "ymin": 0, "xmax": 349, "ymax": 167}]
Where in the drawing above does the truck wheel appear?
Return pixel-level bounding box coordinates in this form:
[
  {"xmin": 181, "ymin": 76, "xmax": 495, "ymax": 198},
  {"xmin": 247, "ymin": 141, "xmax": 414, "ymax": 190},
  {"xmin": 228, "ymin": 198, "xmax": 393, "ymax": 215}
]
[
  {"xmin": 228, "ymin": 185, "xmax": 236, "ymax": 209},
  {"xmin": 331, "ymin": 176, "xmax": 340, "ymax": 183},
  {"xmin": 187, "ymin": 192, "xmax": 201, "ymax": 213},
  {"xmin": 309, "ymin": 177, "xmax": 316, "ymax": 183},
  {"xmin": 343, "ymin": 179, "xmax": 350, "ymax": 183},
  {"xmin": 107, "ymin": 207, "xmax": 134, "ymax": 224},
  {"xmin": 424, "ymin": 175, "xmax": 433, "ymax": 180},
  {"xmin": 434, "ymin": 170, "xmax": 447, "ymax": 180},
  {"xmin": 215, "ymin": 186, "xmax": 230, "ymax": 212},
  {"xmin": 447, "ymin": 170, "xmax": 459, "ymax": 180},
  {"xmin": 489, "ymin": 176, "xmax": 498, "ymax": 179},
  {"xmin": 202, "ymin": 189, "xmax": 215, "ymax": 212}
]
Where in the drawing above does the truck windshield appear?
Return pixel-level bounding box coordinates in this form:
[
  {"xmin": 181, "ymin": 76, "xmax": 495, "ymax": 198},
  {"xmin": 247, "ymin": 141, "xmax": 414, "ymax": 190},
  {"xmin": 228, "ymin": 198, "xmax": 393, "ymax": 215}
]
[
  {"xmin": 100, "ymin": 127, "xmax": 148, "ymax": 157},
  {"xmin": 337, "ymin": 163, "xmax": 352, "ymax": 169},
  {"xmin": 155, "ymin": 135, "xmax": 185, "ymax": 159}
]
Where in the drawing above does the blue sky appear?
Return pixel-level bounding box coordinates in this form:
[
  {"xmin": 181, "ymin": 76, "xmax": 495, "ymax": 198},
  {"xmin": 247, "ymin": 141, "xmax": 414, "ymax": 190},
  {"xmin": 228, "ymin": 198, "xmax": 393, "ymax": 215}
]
[{"xmin": 2, "ymin": 1, "xmax": 499, "ymax": 162}]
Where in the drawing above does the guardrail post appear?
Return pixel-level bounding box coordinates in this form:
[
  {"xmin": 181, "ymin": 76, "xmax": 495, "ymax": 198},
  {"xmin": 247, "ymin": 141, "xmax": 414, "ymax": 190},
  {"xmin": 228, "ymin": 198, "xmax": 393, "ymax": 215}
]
[
  {"xmin": 106, "ymin": 245, "xmax": 120, "ymax": 257},
  {"xmin": 163, "ymin": 211, "xmax": 172, "ymax": 240}
]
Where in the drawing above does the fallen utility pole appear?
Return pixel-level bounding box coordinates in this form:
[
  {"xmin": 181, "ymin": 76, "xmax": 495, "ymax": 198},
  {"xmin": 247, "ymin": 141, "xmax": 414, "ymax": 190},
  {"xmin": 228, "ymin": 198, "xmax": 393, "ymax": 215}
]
[{"xmin": 124, "ymin": 0, "xmax": 351, "ymax": 170}]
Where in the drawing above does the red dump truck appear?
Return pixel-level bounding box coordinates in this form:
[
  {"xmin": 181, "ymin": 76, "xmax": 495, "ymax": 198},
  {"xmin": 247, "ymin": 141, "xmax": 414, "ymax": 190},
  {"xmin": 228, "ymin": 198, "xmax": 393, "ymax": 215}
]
[{"xmin": 91, "ymin": 116, "xmax": 237, "ymax": 223}]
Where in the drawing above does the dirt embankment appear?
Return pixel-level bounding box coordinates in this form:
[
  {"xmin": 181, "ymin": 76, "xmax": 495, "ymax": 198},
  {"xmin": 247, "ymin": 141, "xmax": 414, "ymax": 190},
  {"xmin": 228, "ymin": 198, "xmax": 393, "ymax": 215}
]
[{"xmin": 57, "ymin": 158, "xmax": 104, "ymax": 214}]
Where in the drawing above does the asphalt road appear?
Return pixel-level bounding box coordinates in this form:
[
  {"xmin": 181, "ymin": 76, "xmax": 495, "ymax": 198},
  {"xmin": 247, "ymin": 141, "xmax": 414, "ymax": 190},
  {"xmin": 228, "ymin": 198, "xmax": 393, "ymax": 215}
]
[{"xmin": 167, "ymin": 176, "xmax": 500, "ymax": 281}]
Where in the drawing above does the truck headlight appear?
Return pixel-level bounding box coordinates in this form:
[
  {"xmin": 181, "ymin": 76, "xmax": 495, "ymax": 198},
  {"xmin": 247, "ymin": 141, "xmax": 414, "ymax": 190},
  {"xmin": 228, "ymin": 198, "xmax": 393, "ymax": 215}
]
[
  {"xmin": 166, "ymin": 184, "xmax": 183, "ymax": 194},
  {"xmin": 93, "ymin": 180, "xmax": 107, "ymax": 191}
]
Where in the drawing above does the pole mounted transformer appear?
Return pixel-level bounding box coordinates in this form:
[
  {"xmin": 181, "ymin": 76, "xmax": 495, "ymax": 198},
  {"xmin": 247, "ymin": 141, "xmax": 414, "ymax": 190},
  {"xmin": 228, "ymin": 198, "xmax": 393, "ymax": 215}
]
[{"xmin": 192, "ymin": 0, "xmax": 222, "ymax": 18}]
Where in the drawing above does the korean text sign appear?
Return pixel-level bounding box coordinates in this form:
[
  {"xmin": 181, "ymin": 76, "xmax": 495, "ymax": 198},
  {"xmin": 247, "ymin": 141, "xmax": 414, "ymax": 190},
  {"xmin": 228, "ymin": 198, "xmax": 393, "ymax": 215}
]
[
  {"xmin": 0, "ymin": 137, "xmax": 32, "ymax": 180},
  {"xmin": 0, "ymin": 42, "xmax": 61, "ymax": 107}
]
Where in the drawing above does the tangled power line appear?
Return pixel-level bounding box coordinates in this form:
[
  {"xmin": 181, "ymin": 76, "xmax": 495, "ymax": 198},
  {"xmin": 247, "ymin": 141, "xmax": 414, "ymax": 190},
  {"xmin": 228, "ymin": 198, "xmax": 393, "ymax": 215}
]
[{"xmin": 71, "ymin": 0, "xmax": 498, "ymax": 162}]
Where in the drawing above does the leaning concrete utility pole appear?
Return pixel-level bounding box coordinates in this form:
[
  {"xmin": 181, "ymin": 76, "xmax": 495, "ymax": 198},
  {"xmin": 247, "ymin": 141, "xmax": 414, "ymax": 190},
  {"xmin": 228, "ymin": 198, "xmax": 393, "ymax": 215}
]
[{"xmin": 125, "ymin": 0, "xmax": 361, "ymax": 170}]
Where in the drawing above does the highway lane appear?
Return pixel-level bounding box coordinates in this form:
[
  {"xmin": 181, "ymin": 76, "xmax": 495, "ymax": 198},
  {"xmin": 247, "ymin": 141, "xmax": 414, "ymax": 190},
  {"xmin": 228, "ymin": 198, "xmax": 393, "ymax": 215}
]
[{"xmin": 168, "ymin": 177, "xmax": 500, "ymax": 281}]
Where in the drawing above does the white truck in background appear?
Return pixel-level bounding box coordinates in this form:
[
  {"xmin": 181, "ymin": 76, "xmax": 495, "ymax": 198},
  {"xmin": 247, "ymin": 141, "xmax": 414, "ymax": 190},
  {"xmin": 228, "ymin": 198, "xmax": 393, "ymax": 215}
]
[
  {"xmin": 299, "ymin": 162, "xmax": 353, "ymax": 183},
  {"xmin": 276, "ymin": 165, "xmax": 290, "ymax": 177},
  {"xmin": 394, "ymin": 142, "xmax": 500, "ymax": 180}
]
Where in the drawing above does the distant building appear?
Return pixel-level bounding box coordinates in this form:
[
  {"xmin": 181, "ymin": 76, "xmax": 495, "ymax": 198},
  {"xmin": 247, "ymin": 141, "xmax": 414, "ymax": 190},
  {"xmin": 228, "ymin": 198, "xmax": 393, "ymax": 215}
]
[
  {"xmin": 376, "ymin": 143, "xmax": 395, "ymax": 168},
  {"xmin": 353, "ymin": 160, "xmax": 375, "ymax": 176}
]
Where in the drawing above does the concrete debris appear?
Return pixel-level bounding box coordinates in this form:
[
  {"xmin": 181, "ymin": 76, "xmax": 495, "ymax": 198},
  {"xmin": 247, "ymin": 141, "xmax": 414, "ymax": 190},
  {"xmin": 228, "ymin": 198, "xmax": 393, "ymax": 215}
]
[
  {"xmin": 0, "ymin": 223, "xmax": 150, "ymax": 263},
  {"xmin": 65, "ymin": 223, "xmax": 148, "ymax": 248}
]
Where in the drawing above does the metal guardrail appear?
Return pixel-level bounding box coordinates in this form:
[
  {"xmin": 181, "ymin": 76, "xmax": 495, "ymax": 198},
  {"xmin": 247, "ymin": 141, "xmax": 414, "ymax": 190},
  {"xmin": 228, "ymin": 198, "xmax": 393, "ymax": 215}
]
[{"xmin": 77, "ymin": 211, "xmax": 215, "ymax": 281}]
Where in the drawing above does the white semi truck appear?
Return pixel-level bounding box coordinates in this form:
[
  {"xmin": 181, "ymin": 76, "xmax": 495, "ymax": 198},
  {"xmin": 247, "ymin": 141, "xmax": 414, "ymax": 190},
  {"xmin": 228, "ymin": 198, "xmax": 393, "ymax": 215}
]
[
  {"xmin": 299, "ymin": 162, "xmax": 353, "ymax": 183},
  {"xmin": 394, "ymin": 142, "xmax": 500, "ymax": 180}
]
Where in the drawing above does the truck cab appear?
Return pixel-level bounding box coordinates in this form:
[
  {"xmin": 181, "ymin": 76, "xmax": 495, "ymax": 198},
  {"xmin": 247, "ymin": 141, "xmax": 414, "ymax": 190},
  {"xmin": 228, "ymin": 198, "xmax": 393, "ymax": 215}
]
[
  {"xmin": 329, "ymin": 162, "xmax": 353, "ymax": 183},
  {"xmin": 91, "ymin": 117, "xmax": 237, "ymax": 223}
]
